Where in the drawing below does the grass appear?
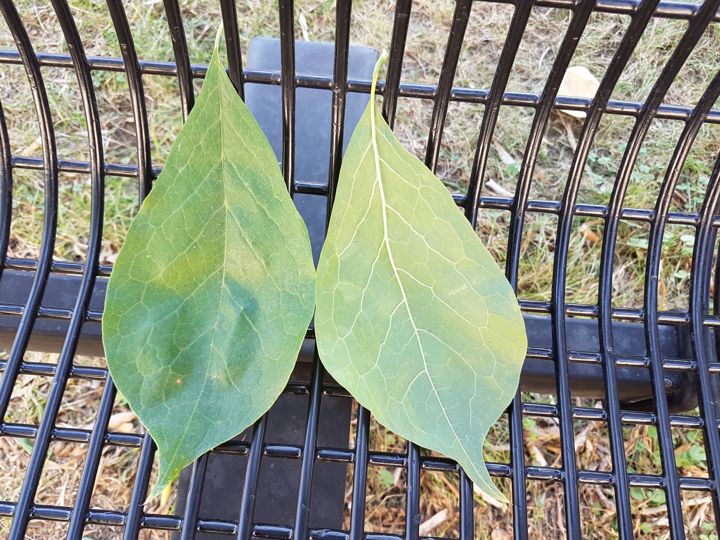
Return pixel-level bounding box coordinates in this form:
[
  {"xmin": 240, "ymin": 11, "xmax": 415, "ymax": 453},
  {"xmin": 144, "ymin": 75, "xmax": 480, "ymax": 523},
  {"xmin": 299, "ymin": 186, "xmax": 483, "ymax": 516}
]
[{"xmin": 0, "ymin": 0, "xmax": 719, "ymax": 538}]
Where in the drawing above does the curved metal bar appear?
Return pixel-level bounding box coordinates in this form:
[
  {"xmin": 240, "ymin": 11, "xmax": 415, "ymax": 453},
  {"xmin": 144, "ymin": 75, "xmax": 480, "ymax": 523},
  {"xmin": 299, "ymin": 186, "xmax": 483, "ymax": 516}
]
[
  {"xmin": 405, "ymin": 441, "xmax": 422, "ymax": 540},
  {"xmin": 67, "ymin": 376, "xmax": 116, "ymax": 539},
  {"xmin": 714, "ymin": 238, "xmax": 720, "ymax": 351},
  {"xmin": 0, "ymin": 98, "xmax": 12, "ymax": 279},
  {"xmin": 235, "ymin": 415, "xmax": 267, "ymax": 540},
  {"xmin": 123, "ymin": 434, "xmax": 156, "ymax": 539},
  {"xmin": 382, "ymin": 0, "xmax": 412, "ymax": 128},
  {"xmin": 163, "ymin": 0, "xmax": 195, "ymax": 119},
  {"xmin": 278, "ymin": 0, "xmax": 296, "ymax": 192},
  {"xmin": 107, "ymin": 0, "xmax": 154, "ymax": 199},
  {"xmin": 460, "ymin": 3, "xmax": 534, "ymax": 533},
  {"xmin": 551, "ymin": 0, "xmax": 663, "ymax": 537},
  {"xmin": 596, "ymin": 0, "xmax": 720, "ymax": 535},
  {"xmin": 328, "ymin": 7, "xmax": 369, "ymax": 538},
  {"xmin": 464, "ymin": 1, "xmax": 532, "ymax": 225},
  {"xmin": 401, "ymin": 7, "xmax": 478, "ymax": 535},
  {"xmin": 370, "ymin": 4, "xmax": 413, "ymax": 536},
  {"xmin": 68, "ymin": 3, "xmax": 156, "ymax": 534},
  {"xmin": 458, "ymin": 469, "xmax": 473, "ymax": 540},
  {"xmin": 504, "ymin": 0, "xmax": 595, "ymax": 288},
  {"xmin": 689, "ymin": 143, "xmax": 720, "ymax": 535},
  {"xmin": 503, "ymin": 1, "xmax": 596, "ymax": 536},
  {"xmin": 220, "ymin": 0, "xmax": 244, "ymax": 99},
  {"xmin": 180, "ymin": 454, "xmax": 210, "ymax": 540},
  {"xmin": 424, "ymin": 0, "xmax": 472, "ymax": 172},
  {"xmin": 643, "ymin": 68, "xmax": 720, "ymax": 538},
  {"xmin": 349, "ymin": 405, "xmax": 370, "ymax": 540},
  {"xmin": 275, "ymin": 1, "xmax": 325, "ymax": 537},
  {"xmin": 327, "ymin": 0, "xmax": 352, "ymax": 211},
  {"xmin": 158, "ymin": 4, "xmax": 203, "ymax": 535},
  {"xmin": 293, "ymin": 354, "xmax": 325, "ymax": 540},
  {"xmin": 0, "ymin": 0, "xmax": 59, "ymax": 422},
  {"xmin": 8, "ymin": 0, "xmax": 106, "ymax": 536}
]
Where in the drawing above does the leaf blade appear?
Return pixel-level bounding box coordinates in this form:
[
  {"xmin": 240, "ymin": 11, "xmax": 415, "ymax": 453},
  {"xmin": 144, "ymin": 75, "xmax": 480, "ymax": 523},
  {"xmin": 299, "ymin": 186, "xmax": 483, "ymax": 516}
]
[
  {"xmin": 103, "ymin": 48, "xmax": 315, "ymax": 497},
  {"xmin": 315, "ymin": 66, "xmax": 526, "ymax": 500}
]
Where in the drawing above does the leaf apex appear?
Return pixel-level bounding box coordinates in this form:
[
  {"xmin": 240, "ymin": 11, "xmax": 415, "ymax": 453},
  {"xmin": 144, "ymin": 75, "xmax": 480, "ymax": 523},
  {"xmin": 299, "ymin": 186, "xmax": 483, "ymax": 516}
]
[
  {"xmin": 149, "ymin": 459, "xmax": 180, "ymax": 501},
  {"xmin": 147, "ymin": 480, "xmax": 167, "ymax": 503},
  {"xmin": 472, "ymin": 471, "xmax": 508, "ymax": 504}
]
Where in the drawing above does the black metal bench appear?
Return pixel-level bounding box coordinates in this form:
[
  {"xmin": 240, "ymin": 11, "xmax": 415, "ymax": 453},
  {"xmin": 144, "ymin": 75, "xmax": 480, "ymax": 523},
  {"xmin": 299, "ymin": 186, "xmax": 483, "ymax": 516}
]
[{"xmin": 0, "ymin": 1, "xmax": 718, "ymax": 538}]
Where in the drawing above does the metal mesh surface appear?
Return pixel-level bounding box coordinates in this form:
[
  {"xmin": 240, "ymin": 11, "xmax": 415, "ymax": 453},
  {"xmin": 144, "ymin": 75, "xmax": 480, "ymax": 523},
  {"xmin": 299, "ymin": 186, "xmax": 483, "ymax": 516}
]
[{"xmin": 0, "ymin": 0, "xmax": 719, "ymax": 538}]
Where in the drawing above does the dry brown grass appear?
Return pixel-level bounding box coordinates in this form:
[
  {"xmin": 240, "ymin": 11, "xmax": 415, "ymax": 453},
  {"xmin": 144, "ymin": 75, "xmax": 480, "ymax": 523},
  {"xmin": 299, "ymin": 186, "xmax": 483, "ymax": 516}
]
[
  {"xmin": 337, "ymin": 407, "xmax": 716, "ymax": 539},
  {"xmin": 0, "ymin": 0, "xmax": 718, "ymax": 538},
  {"xmin": 0, "ymin": 353, "xmax": 175, "ymax": 539}
]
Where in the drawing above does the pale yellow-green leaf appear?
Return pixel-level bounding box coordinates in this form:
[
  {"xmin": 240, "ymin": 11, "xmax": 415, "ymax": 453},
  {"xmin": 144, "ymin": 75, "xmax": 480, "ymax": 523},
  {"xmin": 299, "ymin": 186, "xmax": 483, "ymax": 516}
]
[{"xmin": 315, "ymin": 55, "xmax": 526, "ymax": 500}]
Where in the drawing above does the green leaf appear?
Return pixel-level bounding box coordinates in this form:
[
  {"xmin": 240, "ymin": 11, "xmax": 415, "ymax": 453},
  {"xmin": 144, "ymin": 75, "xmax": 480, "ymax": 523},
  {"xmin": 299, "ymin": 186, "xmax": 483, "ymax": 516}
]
[
  {"xmin": 103, "ymin": 37, "xmax": 315, "ymax": 497},
  {"xmin": 378, "ymin": 469, "xmax": 394, "ymax": 489},
  {"xmin": 314, "ymin": 54, "xmax": 526, "ymax": 500},
  {"xmin": 649, "ymin": 490, "xmax": 666, "ymax": 505}
]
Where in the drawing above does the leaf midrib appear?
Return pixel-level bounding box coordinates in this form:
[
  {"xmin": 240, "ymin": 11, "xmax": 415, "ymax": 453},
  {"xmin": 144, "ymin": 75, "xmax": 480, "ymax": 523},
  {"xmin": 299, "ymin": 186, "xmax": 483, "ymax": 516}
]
[
  {"xmin": 368, "ymin": 106, "xmax": 480, "ymax": 480},
  {"xmin": 161, "ymin": 59, "xmax": 233, "ymax": 480}
]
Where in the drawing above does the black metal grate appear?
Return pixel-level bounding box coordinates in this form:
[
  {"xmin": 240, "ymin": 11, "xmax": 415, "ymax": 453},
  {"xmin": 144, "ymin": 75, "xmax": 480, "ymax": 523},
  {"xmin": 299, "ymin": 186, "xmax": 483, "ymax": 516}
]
[{"xmin": 0, "ymin": 0, "xmax": 719, "ymax": 538}]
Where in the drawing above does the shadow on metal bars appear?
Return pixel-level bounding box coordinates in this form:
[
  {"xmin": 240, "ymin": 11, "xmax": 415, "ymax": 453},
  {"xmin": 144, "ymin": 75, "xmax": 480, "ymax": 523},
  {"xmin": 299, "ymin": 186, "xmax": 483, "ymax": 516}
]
[{"xmin": 0, "ymin": 0, "xmax": 719, "ymax": 538}]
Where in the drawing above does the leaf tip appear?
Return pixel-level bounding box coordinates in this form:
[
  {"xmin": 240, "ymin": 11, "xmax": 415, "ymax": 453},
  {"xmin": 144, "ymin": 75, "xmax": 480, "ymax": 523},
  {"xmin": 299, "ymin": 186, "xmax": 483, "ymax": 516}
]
[
  {"xmin": 491, "ymin": 487, "xmax": 509, "ymax": 505},
  {"xmin": 145, "ymin": 482, "xmax": 166, "ymax": 505},
  {"xmin": 148, "ymin": 458, "xmax": 181, "ymax": 503},
  {"xmin": 474, "ymin": 474, "xmax": 508, "ymax": 505}
]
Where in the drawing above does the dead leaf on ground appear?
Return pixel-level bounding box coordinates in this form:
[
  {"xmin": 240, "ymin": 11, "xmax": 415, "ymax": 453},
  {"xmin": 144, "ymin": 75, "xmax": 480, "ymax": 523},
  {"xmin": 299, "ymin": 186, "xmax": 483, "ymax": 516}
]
[
  {"xmin": 108, "ymin": 410, "xmax": 137, "ymax": 431},
  {"xmin": 491, "ymin": 528, "xmax": 513, "ymax": 540},
  {"xmin": 579, "ymin": 223, "xmax": 600, "ymax": 245},
  {"xmin": 419, "ymin": 509, "xmax": 448, "ymax": 536},
  {"xmin": 558, "ymin": 66, "xmax": 600, "ymax": 119}
]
